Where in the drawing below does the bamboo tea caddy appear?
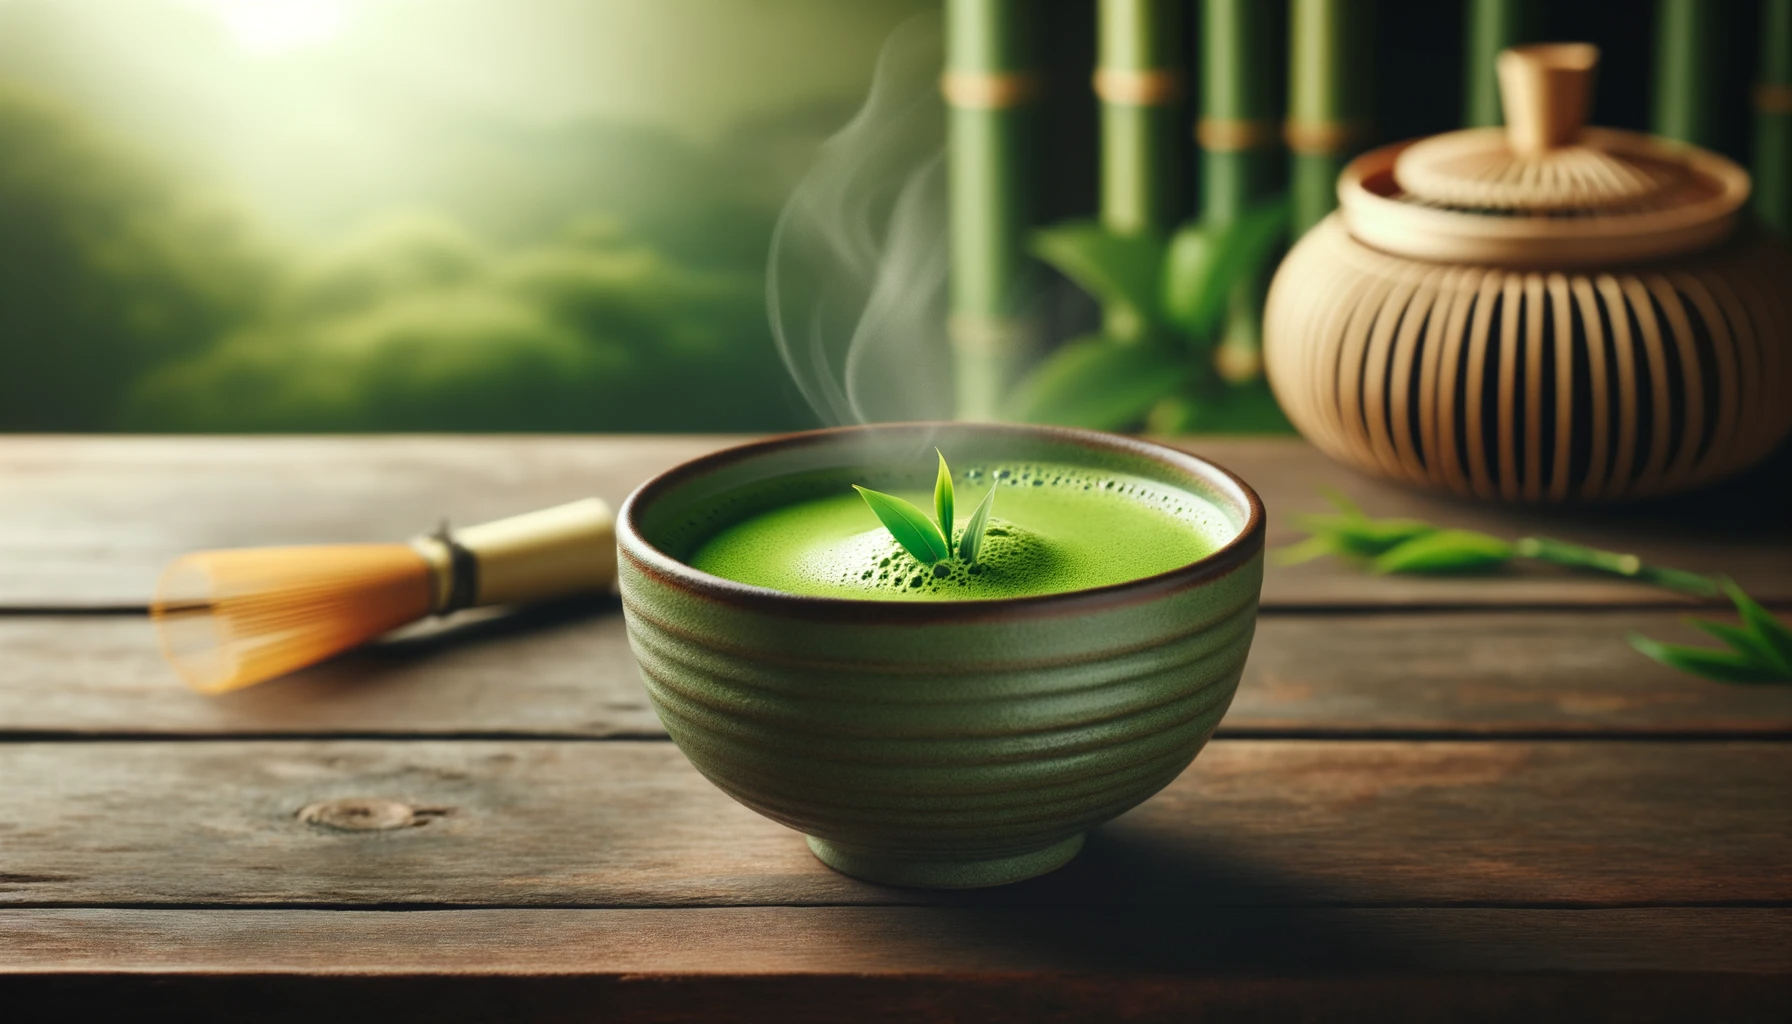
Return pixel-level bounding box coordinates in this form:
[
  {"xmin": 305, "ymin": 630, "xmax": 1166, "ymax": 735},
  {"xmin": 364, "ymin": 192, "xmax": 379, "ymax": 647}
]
[{"xmin": 1265, "ymin": 44, "xmax": 1792, "ymax": 503}]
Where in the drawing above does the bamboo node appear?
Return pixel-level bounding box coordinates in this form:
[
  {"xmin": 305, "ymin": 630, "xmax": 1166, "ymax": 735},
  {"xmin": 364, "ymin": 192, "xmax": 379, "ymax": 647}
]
[
  {"xmin": 1283, "ymin": 119, "xmax": 1369, "ymax": 156},
  {"xmin": 1756, "ymin": 83, "xmax": 1792, "ymax": 115},
  {"xmin": 940, "ymin": 70, "xmax": 1042, "ymax": 110},
  {"xmin": 948, "ymin": 313, "xmax": 1038, "ymax": 356},
  {"xmin": 1092, "ymin": 67, "xmax": 1183, "ymax": 107},
  {"xmin": 1197, "ymin": 118, "xmax": 1278, "ymax": 153}
]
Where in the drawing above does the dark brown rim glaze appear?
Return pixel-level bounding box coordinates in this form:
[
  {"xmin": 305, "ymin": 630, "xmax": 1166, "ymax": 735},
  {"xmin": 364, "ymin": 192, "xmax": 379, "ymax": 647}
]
[{"xmin": 616, "ymin": 423, "xmax": 1266, "ymax": 625}]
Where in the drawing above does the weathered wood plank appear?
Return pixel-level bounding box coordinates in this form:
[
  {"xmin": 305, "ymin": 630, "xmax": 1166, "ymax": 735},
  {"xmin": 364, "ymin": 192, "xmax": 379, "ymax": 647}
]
[
  {"xmin": 1, "ymin": 740, "xmax": 1785, "ymax": 908},
  {"xmin": 2, "ymin": 909, "xmax": 1786, "ymax": 1023},
  {"xmin": 5, "ymin": 609, "xmax": 1787, "ymax": 738},
  {"xmin": 0, "ymin": 603, "xmax": 663, "ymax": 739},
  {"xmin": 2, "ymin": 436, "xmax": 1786, "ymax": 609},
  {"xmin": 0, "ymin": 436, "xmax": 726, "ymax": 610}
]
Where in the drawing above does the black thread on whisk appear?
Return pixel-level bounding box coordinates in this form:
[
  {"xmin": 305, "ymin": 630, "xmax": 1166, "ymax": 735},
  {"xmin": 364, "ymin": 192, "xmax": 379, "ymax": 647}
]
[{"xmin": 432, "ymin": 520, "xmax": 479, "ymax": 615}]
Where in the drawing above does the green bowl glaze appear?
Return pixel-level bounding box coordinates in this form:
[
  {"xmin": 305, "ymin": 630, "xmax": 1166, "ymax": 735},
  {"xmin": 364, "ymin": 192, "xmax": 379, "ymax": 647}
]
[{"xmin": 616, "ymin": 424, "xmax": 1265, "ymax": 889}]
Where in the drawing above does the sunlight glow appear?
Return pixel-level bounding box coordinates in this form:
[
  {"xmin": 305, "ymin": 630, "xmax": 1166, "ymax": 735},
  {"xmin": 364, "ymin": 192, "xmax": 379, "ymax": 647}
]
[{"xmin": 188, "ymin": 0, "xmax": 354, "ymax": 54}]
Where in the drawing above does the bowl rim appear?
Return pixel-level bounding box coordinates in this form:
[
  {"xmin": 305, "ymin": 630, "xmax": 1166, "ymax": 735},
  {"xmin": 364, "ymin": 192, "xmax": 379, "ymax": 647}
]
[{"xmin": 616, "ymin": 422, "xmax": 1265, "ymax": 624}]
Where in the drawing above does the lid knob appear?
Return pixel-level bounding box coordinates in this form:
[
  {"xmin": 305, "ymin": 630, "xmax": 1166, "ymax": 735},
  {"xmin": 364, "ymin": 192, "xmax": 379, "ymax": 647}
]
[{"xmin": 1497, "ymin": 43, "xmax": 1599, "ymax": 157}]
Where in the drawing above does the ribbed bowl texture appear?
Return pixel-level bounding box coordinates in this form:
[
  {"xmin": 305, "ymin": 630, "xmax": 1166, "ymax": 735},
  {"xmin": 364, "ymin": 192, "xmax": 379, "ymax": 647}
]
[{"xmin": 616, "ymin": 424, "xmax": 1264, "ymax": 889}]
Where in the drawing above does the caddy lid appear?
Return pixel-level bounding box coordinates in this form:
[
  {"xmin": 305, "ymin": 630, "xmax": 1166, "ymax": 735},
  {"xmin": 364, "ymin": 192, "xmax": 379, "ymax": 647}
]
[{"xmin": 1337, "ymin": 44, "xmax": 1751, "ymax": 268}]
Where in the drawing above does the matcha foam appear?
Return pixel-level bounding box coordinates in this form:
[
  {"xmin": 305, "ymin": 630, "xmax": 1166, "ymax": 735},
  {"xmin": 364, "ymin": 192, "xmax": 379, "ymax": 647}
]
[
  {"xmin": 803, "ymin": 517, "xmax": 1063, "ymax": 597},
  {"xmin": 688, "ymin": 461, "xmax": 1233, "ymax": 602}
]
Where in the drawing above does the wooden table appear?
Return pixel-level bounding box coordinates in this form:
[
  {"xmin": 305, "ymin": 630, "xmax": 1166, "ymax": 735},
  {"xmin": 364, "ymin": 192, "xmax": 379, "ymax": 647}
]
[{"xmin": 2, "ymin": 436, "xmax": 1788, "ymax": 1021}]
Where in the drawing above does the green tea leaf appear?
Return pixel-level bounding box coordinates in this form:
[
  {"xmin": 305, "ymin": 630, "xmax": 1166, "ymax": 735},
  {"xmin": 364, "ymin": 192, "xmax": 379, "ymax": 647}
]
[
  {"xmin": 1639, "ymin": 565, "xmax": 1721, "ymax": 598},
  {"xmin": 958, "ymin": 484, "xmax": 997, "ymax": 564},
  {"xmin": 1161, "ymin": 199, "xmax": 1290, "ymax": 342},
  {"xmin": 1722, "ymin": 580, "xmax": 1792, "ymax": 673},
  {"xmin": 933, "ymin": 449, "xmax": 955, "ymax": 551},
  {"xmin": 1321, "ymin": 488, "xmax": 1365, "ymax": 518},
  {"xmin": 853, "ymin": 485, "xmax": 949, "ymax": 564},
  {"xmin": 1003, "ymin": 336, "xmax": 1188, "ymax": 430},
  {"xmin": 1627, "ymin": 633, "xmax": 1791, "ymax": 684},
  {"xmin": 1293, "ymin": 514, "xmax": 1437, "ymax": 557},
  {"xmin": 1275, "ymin": 535, "xmax": 1342, "ymax": 566},
  {"xmin": 1030, "ymin": 223, "xmax": 1165, "ymax": 342},
  {"xmin": 1371, "ymin": 529, "xmax": 1513, "ymax": 574},
  {"xmin": 1687, "ymin": 618, "xmax": 1792, "ymax": 673}
]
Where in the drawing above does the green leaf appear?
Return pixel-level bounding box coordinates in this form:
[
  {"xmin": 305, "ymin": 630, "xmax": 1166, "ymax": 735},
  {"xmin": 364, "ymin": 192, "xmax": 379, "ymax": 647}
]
[
  {"xmin": 1722, "ymin": 580, "xmax": 1792, "ymax": 673},
  {"xmin": 1161, "ymin": 199, "xmax": 1290, "ymax": 342},
  {"xmin": 1639, "ymin": 565, "xmax": 1721, "ymax": 598},
  {"xmin": 1321, "ymin": 488, "xmax": 1365, "ymax": 518},
  {"xmin": 853, "ymin": 485, "xmax": 949, "ymax": 564},
  {"xmin": 1687, "ymin": 618, "xmax": 1791, "ymax": 672},
  {"xmin": 1030, "ymin": 223, "xmax": 1165, "ymax": 342},
  {"xmin": 933, "ymin": 449, "xmax": 955, "ymax": 551},
  {"xmin": 958, "ymin": 484, "xmax": 997, "ymax": 564},
  {"xmin": 1160, "ymin": 379, "xmax": 1297, "ymax": 434},
  {"xmin": 1003, "ymin": 336, "xmax": 1188, "ymax": 430},
  {"xmin": 1627, "ymin": 633, "xmax": 1791, "ymax": 684},
  {"xmin": 1293, "ymin": 514, "xmax": 1437, "ymax": 558},
  {"xmin": 1371, "ymin": 529, "xmax": 1514, "ymax": 574},
  {"xmin": 1274, "ymin": 535, "xmax": 1342, "ymax": 566}
]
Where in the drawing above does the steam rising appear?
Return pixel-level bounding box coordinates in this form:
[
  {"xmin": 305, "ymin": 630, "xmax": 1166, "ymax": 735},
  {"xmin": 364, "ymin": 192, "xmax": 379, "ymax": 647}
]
[{"xmin": 767, "ymin": 14, "xmax": 952, "ymax": 425}]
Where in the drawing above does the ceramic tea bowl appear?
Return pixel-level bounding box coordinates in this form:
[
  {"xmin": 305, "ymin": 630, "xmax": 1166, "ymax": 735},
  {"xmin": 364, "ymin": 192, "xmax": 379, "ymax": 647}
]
[{"xmin": 616, "ymin": 423, "xmax": 1264, "ymax": 888}]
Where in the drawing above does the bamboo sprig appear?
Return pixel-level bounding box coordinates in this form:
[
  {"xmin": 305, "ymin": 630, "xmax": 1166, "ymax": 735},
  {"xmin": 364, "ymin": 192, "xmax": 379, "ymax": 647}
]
[
  {"xmin": 853, "ymin": 486, "xmax": 949, "ymax": 565},
  {"xmin": 1280, "ymin": 491, "xmax": 1791, "ymax": 685},
  {"xmin": 934, "ymin": 449, "xmax": 956, "ymax": 550},
  {"xmin": 855, "ymin": 453, "xmax": 996, "ymax": 568},
  {"xmin": 958, "ymin": 484, "xmax": 997, "ymax": 563}
]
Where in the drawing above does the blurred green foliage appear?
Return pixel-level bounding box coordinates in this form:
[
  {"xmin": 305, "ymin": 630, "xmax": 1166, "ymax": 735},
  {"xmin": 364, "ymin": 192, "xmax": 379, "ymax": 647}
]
[
  {"xmin": 1008, "ymin": 201, "xmax": 1296, "ymax": 435},
  {"xmin": 126, "ymin": 214, "xmax": 793, "ymax": 431},
  {"xmin": 0, "ymin": 86, "xmax": 276, "ymax": 429},
  {"xmin": 0, "ymin": 84, "xmax": 803, "ymax": 432}
]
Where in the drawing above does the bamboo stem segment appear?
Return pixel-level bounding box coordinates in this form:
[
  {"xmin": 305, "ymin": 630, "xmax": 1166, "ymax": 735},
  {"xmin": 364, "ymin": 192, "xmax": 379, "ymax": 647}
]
[
  {"xmin": 1288, "ymin": 0, "xmax": 1374, "ymax": 236},
  {"xmin": 1201, "ymin": 0, "xmax": 1281, "ymax": 384},
  {"xmin": 1098, "ymin": 0, "xmax": 1185, "ymax": 237},
  {"xmin": 1757, "ymin": 0, "xmax": 1792, "ymax": 233},
  {"xmin": 1463, "ymin": 0, "xmax": 1536, "ymax": 127},
  {"xmin": 1651, "ymin": 0, "xmax": 1726, "ymax": 148},
  {"xmin": 1200, "ymin": 0, "xmax": 1279, "ymax": 222},
  {"xmin": 442, "ymin": 498, "xmax": 617, "ymax": 609},
  {"xmin": 946, "ymin": 0, "xmax": 1039, "ymax": 420}
]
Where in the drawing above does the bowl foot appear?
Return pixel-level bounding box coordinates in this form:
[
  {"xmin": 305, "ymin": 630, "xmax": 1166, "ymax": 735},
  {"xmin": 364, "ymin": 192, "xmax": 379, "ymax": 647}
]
[{"xmin": 805, "ymin": 833, "xmax": 1085, "ymax": 889}]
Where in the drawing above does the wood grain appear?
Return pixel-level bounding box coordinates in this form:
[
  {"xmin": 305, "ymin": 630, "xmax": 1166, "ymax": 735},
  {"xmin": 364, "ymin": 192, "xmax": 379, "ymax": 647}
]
[
  {"xmin": 1, "ymin": 740, "xmax": 1785, "ymax": 908},
  {"xmin": 2, "ymin": 436, "xmax": 1786, "ymax": 609},
  {"xmin": 3, "ymin": 909, "xmax": 1786, "ymax": 1023},
  {"xmin": 4, "ymin": 609, "xmax": 1790, "ymax": 738}
]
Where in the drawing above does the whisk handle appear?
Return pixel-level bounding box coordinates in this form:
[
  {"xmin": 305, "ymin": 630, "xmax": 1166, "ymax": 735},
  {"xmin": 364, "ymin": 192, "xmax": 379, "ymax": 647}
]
[{"xmin": 414, "ymin": 498, "xmax": 617, "ymax": 611}]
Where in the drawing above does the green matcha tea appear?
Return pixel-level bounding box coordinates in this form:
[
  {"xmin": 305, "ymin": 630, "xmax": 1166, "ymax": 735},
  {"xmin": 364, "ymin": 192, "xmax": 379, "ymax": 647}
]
[{"xmin": 690, "ymin": 461, "xmax": 1231, "ymax": 601}]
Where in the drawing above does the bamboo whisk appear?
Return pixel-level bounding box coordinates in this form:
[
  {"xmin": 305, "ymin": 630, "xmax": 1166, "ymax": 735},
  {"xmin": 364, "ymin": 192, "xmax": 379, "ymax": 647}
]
[{"xmin": 151, "ymin": 499, "xmax": 616, "ymax": 694}]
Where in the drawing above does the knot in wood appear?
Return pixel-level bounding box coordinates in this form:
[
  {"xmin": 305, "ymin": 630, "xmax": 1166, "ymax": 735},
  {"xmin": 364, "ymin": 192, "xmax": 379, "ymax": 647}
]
[{"xmin": 298, "ymin": 797, "xmax": 434, "ymax": 832}]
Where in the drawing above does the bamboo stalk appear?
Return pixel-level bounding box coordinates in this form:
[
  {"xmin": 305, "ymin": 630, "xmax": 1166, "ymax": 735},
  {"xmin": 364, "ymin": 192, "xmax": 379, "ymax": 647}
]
[
  {"xmin": 1199, "ymin": 0, "xmax": 1278, "ymax": 222},
  {"xmin": 945, "ymin": 0, "xmax": 1040, "ymax": 420},
  {"xmin": 1200, "ymin": 0, "xmax": 1279, "ymax": 384},
  {"xmin": 1651, "ymin": 0, "xmax": 1725, "ymax": 148},
  {"xmin": 1462, "ymin": 0, "xmax": 1535, "ymax": 127},
  {"xmin": 1757, "ymin": 0, "xmax": 1792, "ymax": 233},
  {"xmin": 1287, "ymin": 0, "xmax": 1373, "ymax": 236},
  {"xmin": 1098, "ymin": 0, "xmax": 1186, "ymax": 236}
]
